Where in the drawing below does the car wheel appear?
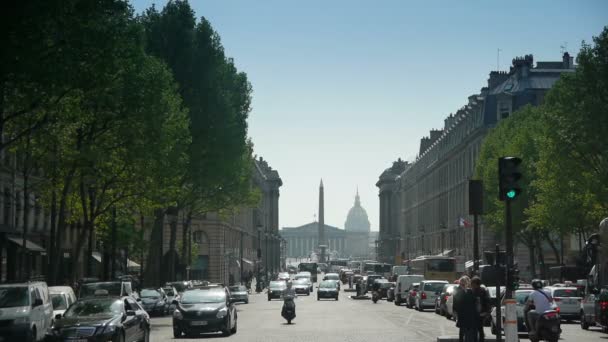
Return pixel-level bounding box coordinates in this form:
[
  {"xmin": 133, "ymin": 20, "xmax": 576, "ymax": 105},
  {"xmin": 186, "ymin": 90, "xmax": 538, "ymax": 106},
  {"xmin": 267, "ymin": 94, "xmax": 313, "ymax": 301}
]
[
  {"xmin": 435, "ymin": 304, "xmax": 440, "ymax": 314},
  {"xmin": 268, "ymin": 297, "xmax": 271, "ymax": 301},
  {"xmin": 112, "ymin": 330, "xmax": 125, "ymax": 342},
  {"xmin": 335, "ymin": 296, "xmax": 339, "ymax": 301},
  {"xmin": 173, "ymin": 327, "xmax": 182, "ymax": 338},
  {"xmin": 141, "ymin": 325, "xmax": 150, "ymax": 342},
  {"xmin": 317, "ymin": 296, "xmax": 320, "ymax": 301},
  {"xmin": 580, "ymin": 312, "xmax": 589, "ymax": 330},
  {"xmin": 230, "ymin": 317, "xmax": 237, "ymax": 334},
  {"xmin": 26, "ymin": 326, "xmax": 35, "ymax": 342},
  {"xmin": 222, "ymin": 318, "xmax": 231, "ymax": 336},
  {"xmin": 245, "ymin": 299, "xmax": 249, "ymax": 304}
]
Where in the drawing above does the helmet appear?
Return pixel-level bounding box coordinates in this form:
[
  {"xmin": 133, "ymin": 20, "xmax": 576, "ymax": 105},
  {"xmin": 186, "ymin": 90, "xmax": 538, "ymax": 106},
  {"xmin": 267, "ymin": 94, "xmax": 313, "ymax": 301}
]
[{"xmin": 531, "ymin": 279, "xmax": 543, "ymax": 289}]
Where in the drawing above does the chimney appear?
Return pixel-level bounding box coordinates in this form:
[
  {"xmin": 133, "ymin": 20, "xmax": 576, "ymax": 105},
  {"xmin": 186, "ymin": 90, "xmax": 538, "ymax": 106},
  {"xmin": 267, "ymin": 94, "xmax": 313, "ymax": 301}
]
[
  {"xmin": 562, "ymin": 52, "xmax": 574, "ymax": 69},
  {"xmin": 511, "ymin": 54, "xmax": 534, "ymax": 78},
  {"xmin": 488, "ymin": 71, "xmax": 510, "ymax": 89},
  {"xmin": 419, "ymin": 137, "xmax": 430, "ymax": 156},
  {"xmin": 429, "ymin": 129, "xmax": 443, "ymax": 143}
]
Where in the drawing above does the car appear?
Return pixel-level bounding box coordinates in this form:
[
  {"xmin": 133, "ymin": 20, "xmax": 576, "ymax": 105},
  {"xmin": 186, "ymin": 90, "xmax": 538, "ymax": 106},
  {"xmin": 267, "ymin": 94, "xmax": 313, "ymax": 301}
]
[
  {"xmin": 162, "ymin": 286, "xmax": 180, "ymax": 311},
  {"xmin": 229, "ymin": 285, "xmax": 249, "ymax": 304},
  {"xmin": 435, "ymin": 284, "xmax": 456, "ymax": 316},
  {"xmin": 277, "ymin": 272, "xmax": 290, "ymax": 282},
  {"xmin": 377, "ymin": 280, "xmax": 394, "ymax": 299},
  {"xmin": 365, "ymin": 274, "xmax": 384, "ymax": 292},
  {"xmin": 172, "ymin": 287, "xmax": 237, "ymax": 337},
  {"xmin": 0, "ymin": 281, "xmax": 54, "ymax": 342},
  {"xmin": 48, "ymin": 295, "xmax": 150, "ymax": 342},
  {"xmin": 139, "ymin": 287, "xmax": 170, "ymax": 316},
  {"xmin": 405, "ymin": 283, "xmax": 420, "ymax": 308},
  {"xmin": 317, "ymin": 281, "xmax": 339, "ymax": 301},
  {"xmin": 394, "ymin": 275, "xmax": 424, "ymax": 305},
  {"xmin": 292, "ymin": 279, "xmax": 311, "ymax": 295},
  {"xmin": 544, "ymin": 286, "xmax": 581, "ymax": 321},
  {"xmin": 294, "ymin": 273, "xmax": 313, "ymax": 292},
  {"xmin": 415, "ymin": 280, "xmax": 448, "ymax": 311},
  {"xmin": 166, "ymin": 281, "xmax": 193, "ymax": 295},
  {"xmin": 49, "ymin": 286, "xmax": 77, "ymax": 318},
  {"xmin": 580, "ymin": 285, "xmax": 608, "ymax": 332},
  {"xmin": 267, "ymin": 281, "xmax": 287, "ymax": 301},
  {"xmin": 79, "ymin": 281, "xmax": 137, "ymax": 300},
  {"xmin": 482, "ymin": 286, "xmax": 505, "ymax": 325},
  {"xmin": 491, "ymin": 289, "xmax": 533, "ymax": 335},
  {"xmin": 324, "ymin": 273, "xmax": 341, "ymax": 289}
]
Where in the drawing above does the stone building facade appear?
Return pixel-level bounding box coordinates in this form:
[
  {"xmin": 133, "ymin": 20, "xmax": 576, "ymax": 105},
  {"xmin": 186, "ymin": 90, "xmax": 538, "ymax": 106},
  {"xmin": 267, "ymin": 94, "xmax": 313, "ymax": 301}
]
[{"xmin": 377, "ymin": 53, "xmax": 576, "ymax": 277}]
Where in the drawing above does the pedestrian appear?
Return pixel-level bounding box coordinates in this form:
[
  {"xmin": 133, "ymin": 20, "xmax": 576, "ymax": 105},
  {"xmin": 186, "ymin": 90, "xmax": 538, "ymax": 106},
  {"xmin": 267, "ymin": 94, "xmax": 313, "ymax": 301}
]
[
  {"xmin": 471, "ymin": 276, "xmax": 490, "ymax": 342},
  {"xmin": 453, "ymin": 276, "xmax": 479, "ymax": 342}
]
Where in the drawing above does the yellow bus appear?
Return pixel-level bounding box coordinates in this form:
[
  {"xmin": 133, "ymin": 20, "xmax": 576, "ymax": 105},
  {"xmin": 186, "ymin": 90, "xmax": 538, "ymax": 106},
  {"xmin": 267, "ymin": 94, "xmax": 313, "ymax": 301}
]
[{"xmin": 407, "ymin": 256, "xmax": 457, "ymax": 282}]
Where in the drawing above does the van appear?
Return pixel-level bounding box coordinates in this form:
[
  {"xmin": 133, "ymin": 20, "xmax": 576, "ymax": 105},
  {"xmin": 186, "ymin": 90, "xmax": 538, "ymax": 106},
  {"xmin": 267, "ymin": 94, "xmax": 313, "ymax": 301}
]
[
  {"xmin": 395, "ymin": 274, "xmax": 424, "ymax": 305},
  {"xmin": 391, "ymin": 266, "xmax": 409, "ymax": 281},
  {"xmin": 48, "ymin": 286, "xmax": 77, "ymax": 318},
  {"xmin": 0, "ymin": 281, "xmax": 54, "ymax": 341}
]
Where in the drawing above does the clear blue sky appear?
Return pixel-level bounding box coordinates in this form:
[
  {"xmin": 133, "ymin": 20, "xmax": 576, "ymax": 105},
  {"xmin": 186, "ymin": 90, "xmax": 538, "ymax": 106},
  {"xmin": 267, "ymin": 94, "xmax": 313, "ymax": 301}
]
[{"xmin": 131, "ymin": 0, "xmax": 607, "ymax": 231}]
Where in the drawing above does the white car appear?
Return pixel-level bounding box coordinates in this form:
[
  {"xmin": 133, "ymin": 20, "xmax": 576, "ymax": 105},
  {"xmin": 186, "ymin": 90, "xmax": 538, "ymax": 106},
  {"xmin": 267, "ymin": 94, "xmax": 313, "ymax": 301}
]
[
  {"xmin": 545, "ymin": 286, "xmax": 581, "ymax": 320},
  {"xmin": 49, "ymin": 286, "xmax": 77, "ymax": 318},
  {"xmin": 0, "ymin": 281, "xmax": 54, "ymax": 341},
  {"xmin": 490, "ymin": 289, "xmax": 533, "ymax": 335}
]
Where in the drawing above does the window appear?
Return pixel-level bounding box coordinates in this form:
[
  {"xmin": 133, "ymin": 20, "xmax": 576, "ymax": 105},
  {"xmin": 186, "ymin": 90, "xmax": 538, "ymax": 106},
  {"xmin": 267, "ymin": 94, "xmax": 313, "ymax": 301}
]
[
  {"xmin": 193, "ymin": 230, "xmax": 207, "ymax": 244},
  {"xmin": 498, "ymin": 101, "xmax": 511, "ymax": 119},
  {"xmin": 3, "ymin": 188, "xmax": 10, "ymax": 225}
]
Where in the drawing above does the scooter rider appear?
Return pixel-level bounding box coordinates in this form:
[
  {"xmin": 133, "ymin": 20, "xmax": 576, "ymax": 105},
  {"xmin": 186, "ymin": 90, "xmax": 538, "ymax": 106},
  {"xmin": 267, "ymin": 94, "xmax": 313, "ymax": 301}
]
[
  {"xmin": 282, "ymin": 281, "xmax": 297, "ymax": 319},
  {"xmin": 525, "ymin": 279, "xmax": 553, "ymax": 335}
]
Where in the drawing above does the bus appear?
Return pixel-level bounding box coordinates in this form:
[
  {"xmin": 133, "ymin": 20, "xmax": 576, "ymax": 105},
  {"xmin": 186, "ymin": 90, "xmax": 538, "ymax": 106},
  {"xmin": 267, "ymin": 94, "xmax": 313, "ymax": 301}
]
[
  {"xmin": 348, "ymin": 260, "xmax": 362, "ymax": 273},
  {"xmin": 407, "ymin": 256, "xmax": 457, "ymax": 282},
  {"xmin": 298, "ymin": 262, "xmax": 318, "ymax": 282},
  {"xmin": 328, "ymin": 259, "xmax": 349, "ymax": 273}
]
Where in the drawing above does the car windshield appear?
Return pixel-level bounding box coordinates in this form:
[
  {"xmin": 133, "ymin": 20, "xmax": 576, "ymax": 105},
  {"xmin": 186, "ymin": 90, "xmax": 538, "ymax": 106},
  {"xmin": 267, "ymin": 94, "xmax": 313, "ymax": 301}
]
[
  {"xmin": 81, "ymin": 283, "xmax": 121, "ymax": 297},
  {"xmin": 181, "ymin": 290, "xmax": 226, "ymax": 304},
  {"xmin": 51, "ymin": 294, "xmax": 68, "ymax": 310},
  {"xmin": 320, "ymin": 282, "xmax": 336, "ymax": 289},
  {"xmin": 424, "ymin": 283, "xmax": 446, "ymax": 292},
  {"xmin": 0, "ymin": 287, "xmax": 28, "ymax": 308},
  {"xmin": 269, "ymin": 282, "xmax": 286, "ymax": 290},
  {"xmin": 553, "ymin": 289, "xmax": 581, "ymax": 297},
  {"xmin": 229, "ymin": 286, "xmax": 246, "ymax": 292},
  {"xmin": 140, "ymin": 289, "xmax": 161, "ymax": 298},
  {"xmin": 64, "ymin": 299, "xmax": 123, "ymax": 317},
  {"xmin": 515, "ymin": 291, "xmax": 533, "ymax": 305}
]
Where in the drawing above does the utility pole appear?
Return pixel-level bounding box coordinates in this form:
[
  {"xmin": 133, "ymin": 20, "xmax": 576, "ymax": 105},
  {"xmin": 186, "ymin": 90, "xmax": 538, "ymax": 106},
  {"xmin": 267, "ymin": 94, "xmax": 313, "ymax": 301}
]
[{"xmin": 469, "ymin": 180, "xmax": 483, "ymax": 274}]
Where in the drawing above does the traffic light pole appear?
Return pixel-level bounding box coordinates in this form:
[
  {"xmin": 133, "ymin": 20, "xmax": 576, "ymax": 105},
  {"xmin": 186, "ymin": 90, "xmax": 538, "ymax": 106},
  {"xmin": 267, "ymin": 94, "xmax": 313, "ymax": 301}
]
[
  {"xmin": 504, "ymin": 198, "xmax": 518, "ymax": 342},
  {"xmin": 495, "ymin": 244, "xmax": 501, "ymax": 342}
]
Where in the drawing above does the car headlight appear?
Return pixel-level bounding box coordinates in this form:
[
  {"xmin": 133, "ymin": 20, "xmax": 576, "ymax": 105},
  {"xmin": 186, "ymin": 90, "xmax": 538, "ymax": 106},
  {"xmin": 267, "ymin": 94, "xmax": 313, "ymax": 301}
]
[
  {"xmin": 13, "ymin": 316, "xmax": 30, "ymax": 324},
  {"xmin": 216, "ymin": 308, "xmax": 228, "ymax": 319},
  {"xmin": 173, "ymin": 310, "xmax": 183, "ymax": 319},
  {"xmin": 102, "ymin": 324, "xmax": 117, "ymax": 334}
]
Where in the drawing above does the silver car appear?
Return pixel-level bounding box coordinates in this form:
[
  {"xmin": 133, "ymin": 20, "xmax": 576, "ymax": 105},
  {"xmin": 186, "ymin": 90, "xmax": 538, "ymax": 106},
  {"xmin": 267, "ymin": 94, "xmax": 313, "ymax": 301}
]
[
  {"xmin": 229, "ymin": 285, "xmax": 249, "ymax": 304},
  {"xmin": 415, "ymin": 280, "xmax": 448, "ymax": 311}
]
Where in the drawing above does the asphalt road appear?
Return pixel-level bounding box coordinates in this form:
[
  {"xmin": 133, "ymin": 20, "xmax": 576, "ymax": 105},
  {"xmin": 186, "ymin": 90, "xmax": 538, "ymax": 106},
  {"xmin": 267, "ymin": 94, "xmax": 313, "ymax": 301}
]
[{"xmin": 149, "ymin": 285, "xmax": 606, "ymax": 342}]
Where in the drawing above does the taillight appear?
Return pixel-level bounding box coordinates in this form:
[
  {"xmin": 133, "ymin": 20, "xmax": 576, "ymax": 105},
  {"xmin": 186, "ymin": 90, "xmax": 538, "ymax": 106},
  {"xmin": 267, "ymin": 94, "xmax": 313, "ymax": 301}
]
[
  {"xmin": 421, "ymin": 292, "xmax": 427, "ymax": 299},
  {"xmin": 555, "ymin": 307, "xmax": 560, "ymax": 314},
  {"xmin": 544, "ymin": 312, "xmax": 557, "ymax": 319},
  {"xmin": 600, "ymin": 301, "xmax": 608, "ymax": 311}
]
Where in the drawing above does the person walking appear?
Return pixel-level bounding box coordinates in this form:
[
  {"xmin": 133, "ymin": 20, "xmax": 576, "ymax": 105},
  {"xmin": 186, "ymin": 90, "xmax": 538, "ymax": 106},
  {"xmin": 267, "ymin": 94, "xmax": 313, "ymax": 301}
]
[
  {"xmin": 453, "ymin": 276, "xmax": 479, "ymax": 342},
  {"xmin": 471, "ymin": 276, "xmax": 490, "ymax": 342}
]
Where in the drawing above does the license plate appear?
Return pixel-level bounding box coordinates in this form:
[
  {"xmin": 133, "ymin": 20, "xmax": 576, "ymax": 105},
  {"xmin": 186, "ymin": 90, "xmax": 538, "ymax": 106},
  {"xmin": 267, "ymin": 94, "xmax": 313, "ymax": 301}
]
[{"xmin": 191, "ymin": 321, "xmax": 208, "ymax": 326}]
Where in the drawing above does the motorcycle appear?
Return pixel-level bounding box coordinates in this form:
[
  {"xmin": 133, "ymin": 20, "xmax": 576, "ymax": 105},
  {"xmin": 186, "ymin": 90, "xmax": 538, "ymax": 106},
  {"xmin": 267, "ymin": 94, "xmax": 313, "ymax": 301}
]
[
  {"xmin": 372, "ymin": 290, "xmax": 379, "ymax": 304},
  {"xmin": 528, "ymin": 310, "xmax": 561, "ymax": 342},
  {"xmin": 282, "ymin": 296, "xmax": 296, "ymax": 324}
]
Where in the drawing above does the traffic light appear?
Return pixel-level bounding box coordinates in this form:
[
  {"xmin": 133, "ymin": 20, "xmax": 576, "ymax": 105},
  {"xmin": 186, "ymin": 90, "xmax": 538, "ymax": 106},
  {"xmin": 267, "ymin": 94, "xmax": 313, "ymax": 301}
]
[{"xmin": 498, "ymin": 157, "xmax": 522, "ymax": 201}]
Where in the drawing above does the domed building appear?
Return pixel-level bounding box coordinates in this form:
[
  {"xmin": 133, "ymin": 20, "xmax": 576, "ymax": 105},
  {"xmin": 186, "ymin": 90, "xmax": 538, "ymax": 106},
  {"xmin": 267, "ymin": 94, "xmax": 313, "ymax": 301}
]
[
  {"xmin": 344, "ymin": 190, "xmax": 371, "ymax": 257},
  {"xmin": 345, "ymin": 190, "xmax": 371, "ymax": 233}
]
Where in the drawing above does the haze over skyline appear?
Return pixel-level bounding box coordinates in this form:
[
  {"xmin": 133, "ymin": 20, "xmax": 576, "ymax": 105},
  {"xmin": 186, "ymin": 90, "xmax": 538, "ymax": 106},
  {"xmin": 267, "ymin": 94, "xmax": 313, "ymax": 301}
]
[{"xmin": 132, "ymin": 0, "xmax": 607, "ymax": 231}]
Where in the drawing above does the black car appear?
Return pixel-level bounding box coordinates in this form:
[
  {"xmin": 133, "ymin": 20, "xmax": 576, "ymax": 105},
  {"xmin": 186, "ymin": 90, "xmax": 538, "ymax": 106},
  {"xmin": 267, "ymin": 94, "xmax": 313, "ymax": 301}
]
[
  {"xmin": 172, "ymin": 287, "xmax": 237, "ymax": 337},
  {"xmin": 317, "ymin": 281, "xmax": 339, "ymax": 301},
  {"xmin": 267, "ymin": 281, "xmax": 287, "ymax": 301},
  {"xmin": 48, "ymin": 295, "xmax": 150, "ymax": 342},
  {"xmin": 366, "ymin": 275, "xmax": 384, "ymax": 292},
  {"xmin": 139, "ymin": 288, "xmax": 169, "ymax": 316}
]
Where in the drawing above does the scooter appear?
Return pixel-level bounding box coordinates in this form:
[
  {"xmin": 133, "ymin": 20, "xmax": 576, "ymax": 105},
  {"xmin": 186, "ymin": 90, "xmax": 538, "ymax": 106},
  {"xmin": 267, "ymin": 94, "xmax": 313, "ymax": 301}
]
[
  {"xmin": 372, "ymin": 290, "xmax": 379, "ymax": 304},
  {"xmin": 282, "ymin": 296, "xmax": 296, "ymax": 324},
  {"xmin": 528, "ymin": 310, "xmax": 561, "ymax": 342}
]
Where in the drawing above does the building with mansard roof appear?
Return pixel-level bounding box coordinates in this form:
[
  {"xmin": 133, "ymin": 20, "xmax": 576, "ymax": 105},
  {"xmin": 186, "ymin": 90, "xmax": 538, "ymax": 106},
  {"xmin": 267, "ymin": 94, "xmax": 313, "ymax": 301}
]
[{"xmin": 377, "ymin": 53, "xmax": 576, "ymax": 278}]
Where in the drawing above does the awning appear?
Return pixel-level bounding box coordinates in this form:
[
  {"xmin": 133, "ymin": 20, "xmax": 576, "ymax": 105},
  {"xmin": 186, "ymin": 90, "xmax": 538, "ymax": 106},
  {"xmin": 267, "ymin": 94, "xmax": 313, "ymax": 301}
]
[
  {"xmin": 92, "ymin": 252, "xmax": 140, "ymax": 268},
  {"xmin": 242, "ymin": 258, "xmax": 254, "ymax": 265},
  {"xmin": 8, "ymin": 237, "xmax": 45, "ymax": 253},
  {"xmin": 92, "ymin": 251, "xmax": 102, "ymax": 263}
]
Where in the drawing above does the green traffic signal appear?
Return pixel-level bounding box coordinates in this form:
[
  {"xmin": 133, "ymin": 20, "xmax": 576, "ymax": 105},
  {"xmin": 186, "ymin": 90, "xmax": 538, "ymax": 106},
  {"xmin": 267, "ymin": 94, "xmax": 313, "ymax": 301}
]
[{"xmin": 506, "ymin": 190, "xmax": 517, "ymax": 199}]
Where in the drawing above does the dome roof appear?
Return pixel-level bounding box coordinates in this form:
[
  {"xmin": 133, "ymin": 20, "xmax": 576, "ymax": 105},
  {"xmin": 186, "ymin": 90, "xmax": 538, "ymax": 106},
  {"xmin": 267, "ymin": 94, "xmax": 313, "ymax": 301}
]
[{"xmin": 345, "ymin": 190, "xmax": 370, "ymax": 233}]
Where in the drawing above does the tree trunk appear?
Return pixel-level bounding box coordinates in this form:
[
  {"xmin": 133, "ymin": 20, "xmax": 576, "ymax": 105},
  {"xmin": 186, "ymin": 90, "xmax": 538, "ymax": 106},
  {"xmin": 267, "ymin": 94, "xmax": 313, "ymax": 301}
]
[
  {"xmin": 144, "ymin": 209, "xmax": 165, "ymax": 287},
  {"xmin": 48, "ymin": 190, "xmax": 57, "ymax": 285},
  {"xmin": 167, "ymin": 206, "xmax": 178, "ymax": 281},
  {"xmin": 528, "ymin": 241, "xmax": 536, "ymax": 279},
  {"xmin": 535, "ymin": 236, "xmax": 546, "ymax": 279},
  {"xmin": 110, "ymin": 207, "xmax": 117, "ymax": 279},
  {"xmin": 21, "ymin": 160, "xmax": 30, "ymax": 281},
  {"xmin": 181, "ymin": 210, "xmax": 192, "ymax": 265},
  {"xmin": 139, "ymin": 214, "xmax": 145, "ymax": 284},
  {"xmin": 544, "ymin": 231, "xmax": 561, "ymax": 265}
]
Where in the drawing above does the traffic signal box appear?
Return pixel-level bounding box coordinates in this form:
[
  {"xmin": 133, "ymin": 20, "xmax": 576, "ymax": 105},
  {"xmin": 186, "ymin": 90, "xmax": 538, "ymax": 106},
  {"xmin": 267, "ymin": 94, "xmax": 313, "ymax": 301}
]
[{"xmin": 498, "ymin": 157, "xmax": 522, "ymax": 201}]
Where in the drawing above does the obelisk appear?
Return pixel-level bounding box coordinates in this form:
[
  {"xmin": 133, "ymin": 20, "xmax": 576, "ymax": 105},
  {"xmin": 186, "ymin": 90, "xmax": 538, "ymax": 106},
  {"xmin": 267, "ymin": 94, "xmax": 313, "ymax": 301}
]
[{"xmin": 318, "ymin": 179, "xmax": 326, "ymax": 263}]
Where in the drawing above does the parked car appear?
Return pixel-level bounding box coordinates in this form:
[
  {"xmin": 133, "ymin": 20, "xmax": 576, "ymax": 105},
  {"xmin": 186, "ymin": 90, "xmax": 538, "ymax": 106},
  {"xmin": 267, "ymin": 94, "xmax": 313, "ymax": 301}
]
[
  {"xmin": 544, "ymin": 286, "xmax": 581, "ymax": 321},
  {"xmin": 229, "ymin": 285, "xmax": 249, "ymax": 304},
  {"xmin": 317, "ymin": 281, "xmax": 339, "ymax": 301},
  {"xmin": 292, "ymin": 279, "xmax": 311, "ymax": 296},
  {"xmin": 48, "ymin": 295, "xmax": 150, "ymax": 342},
  {"xmin": 172, "ymin": 287, "xmax": 237, "ymax": 337},
  {"xmin": 49, "ymin": 286, "xmax": 77, "ymax": 318},
  {"xmin": 415, "ymin": 280, "xmax": 448, "ymax": 311},
  {"xmin": 405, "ymin": 283, "xmax": 420, "ymax": 309},
  {"xmin": 435, "ymin": 284, "xmax": 456, "ymax": 316},
  {"xmin": 395, "ymin": 274, "xmax": 424, "ymax": 306},
  {"xmin": 267, "ymin": 281, "xmax": 287, "ymax": 301},
  {"xmin": 580, "ymin": 285, "xmax": 608, "ymax": 332},
  {"xmin": 491, "ymin": 289, "xmax": 533, "ymax": 335},
  {"xmin": 139, "ymin": 287, "xmax": 170, "ymax": 316},
  {"xmin": 0, "ymin": 281, "xmax": 54, "ymax": 342}
]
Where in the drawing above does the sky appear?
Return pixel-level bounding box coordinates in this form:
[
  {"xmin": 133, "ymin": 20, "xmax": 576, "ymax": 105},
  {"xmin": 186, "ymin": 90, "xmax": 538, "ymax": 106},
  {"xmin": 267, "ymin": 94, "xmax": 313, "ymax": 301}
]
[{"xmin": 131, "ymin": 0, "xmax": 607, "ymax": 231}]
